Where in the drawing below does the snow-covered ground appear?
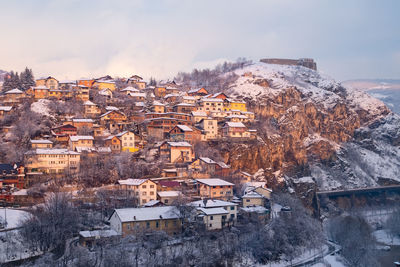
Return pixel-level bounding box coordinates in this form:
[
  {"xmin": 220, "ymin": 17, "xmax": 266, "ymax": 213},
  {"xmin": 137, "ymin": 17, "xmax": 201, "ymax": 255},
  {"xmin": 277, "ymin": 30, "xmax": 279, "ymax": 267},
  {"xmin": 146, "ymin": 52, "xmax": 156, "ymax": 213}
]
[
  {"xmin": 229, "ymin": 62, "xmax": 387, "ymax": 116},
  {"xmin": 0, "ymin": 208, "xmax": 29, "ymax": 229},
  {"xmin": 255, "ymin": 245, "xmax": 329, "ymax": 267},
  {"xmin": 31, "ymin": 99, "xmax": 52, "ymax": 117},
  {"xmin": 311, "ymin": 254, "xmax": 346, "ymax": 267},
  {"xmin": 0, "ymin": 230, "xmax": 42, "ymax": 263},
  {"xmin": 373, "ymin": 229, "xmax": 400, "ymax": 246}
]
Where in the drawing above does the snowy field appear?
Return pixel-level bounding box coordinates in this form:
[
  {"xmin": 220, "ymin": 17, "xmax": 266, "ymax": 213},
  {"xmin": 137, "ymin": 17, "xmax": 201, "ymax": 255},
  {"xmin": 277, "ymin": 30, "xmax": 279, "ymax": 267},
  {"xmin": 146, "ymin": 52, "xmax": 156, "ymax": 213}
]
[
  {"xmin": 0, "ymin": 230, "xmax": 42, "ymax": 263},
  {"xmin": 373, "ymin": 229, "xmax": 400, "ymax": 246},
  {"xmin": 0, "ymin": 208, "xmax": 29, "ymax": 229}
]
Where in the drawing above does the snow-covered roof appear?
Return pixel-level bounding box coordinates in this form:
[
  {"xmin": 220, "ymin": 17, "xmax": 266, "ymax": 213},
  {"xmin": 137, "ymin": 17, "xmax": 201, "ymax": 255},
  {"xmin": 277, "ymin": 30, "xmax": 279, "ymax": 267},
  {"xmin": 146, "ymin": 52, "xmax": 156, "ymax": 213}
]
[
  {"xmin": 128, "ymin": 93, "xmax": 146, "ymax": 97},
  {"xmin": 28, "ymin": 148, "xmax": 79, "ymax": 155},
  {"xmin": 5, "ymin": 88, "xmax": 24, "ymax": 94},
  {"xmin": 59, "ymin": 80, "xmax": 76, "ymax": 84},
  {"xmin": 164, "ymin": 93, "xmax": 180, "ymax": 99},
  {"xmin": 244, "ymin": 181, "xmax": 266, "ymax": 188},
  {"xmin": 224, "ymin": 122, "xmax": 246, "ymax": 128},
  {"xmin": 216, "ymin": 162, "xmax": 230, "ymax": 169},
  {"xmin": 72, "ymin": 118, "xmax": 94, "ymax": 123},
  {"xmin": 33, "ymin": 85, "xmax": 49, "ymax": 90},
  {"xmin": 153, "ymin": 101, "xmax": 165, "ymax": 106},
  {"xmin": 200, "ymin": 157, "xmax": 216, "ymax": 164},
  {"xmin": 166, "ymin": 141, "xmax": 192, "ymax": 147},
  {"xmin": 30, "ymin": 139, "xmax": 53, "ymax": 144},
  {"xmin": 112, "ymin": 206, "xmax": 180, "ymax": 222},
  {"xmin": 175, "ymin": 103, "xmax": 194, "ymax": 107},
  {"xmin": 197, "ymin": 207, "xmax": 228, "ymax": 215},
  {"xmin": 69, "ymin": 135, "xmax": 94, "ymax": 142},
  {"xmin": 79, "ymin": 229, "xmax": 120, "ymax": 238},
  {"xmin": 226, "ymin": 98, "xmax": 246, "ymax": 104},
  {"xmin": 121, "ymin": 86, "xmax": 140, "ymax": 92},
  {"xmin": 188, "ymin": 87, "xmax": 206, "ymax": 94},
  {"xmin": 0, "ymin": 106, "xmax": 12, "ymax": 112},
  {"xmin": 189, "ymin": 199, "xmax": 237, "ymax": 208},
  {"xmin": 118, "ymin": 178, "xmax": 147, "ymax": 186},
  {"xmin": 143, "ymin": 200, "xmax": 161, "ymax": 207},
  {"xmin": 100, "ymin": 111, "xmax": 113, "ymax": 117},
  {"xmin": 99, "ymin": 89, "xmax": 113, "ymax": 95},
  {"xmin": 96, "ymin": 80, "xmax": 115, "ymax": 84},
  {"xmin": 157, "ymin": 191, "xmax": 181, "ymax": 197},
  {"xmin": 12, "ymin": 189, "xmax": 28, "ymax": 196},
  {"xmin": 226, "ymin": 115, "xmax": 248, "ymax": 119},
  {"xmin": 191, "ymin": 111, "xmax": 207, "ymax": 117},
  {"xmin": 183, "ymin": 96, "xmax": 196, "ymax": 100},
  {"xmin": 242, "ymin": 191, "xmax": 264, "ymax": 199},
  {"xmin": 105, "ymin": 106, "xmax": 119, "ymax": 111},
  {"xmin": 200, "ymin": 98, "xmax": 223, "ymax": 102},
  {"xmin": 240, "ymin": 206, "xmax": 269, "ymax": 213},
  {"xmin": 83, "ymin": 100, "xmax": 96, "ymax": 106},
  {"xmin": 97, "ymin": 147, "xmax": 112, "ymax": 153},
  {"xmin": 196, "ymin": 178, "xmax": 234, "ymax": 186},
  {"xmin": 176, "ymin": 125, "xmax": 193, "ymax": 132},
  {"xmin": 115, "ymin": 131, "xmax": 132, "ymax": 137}
]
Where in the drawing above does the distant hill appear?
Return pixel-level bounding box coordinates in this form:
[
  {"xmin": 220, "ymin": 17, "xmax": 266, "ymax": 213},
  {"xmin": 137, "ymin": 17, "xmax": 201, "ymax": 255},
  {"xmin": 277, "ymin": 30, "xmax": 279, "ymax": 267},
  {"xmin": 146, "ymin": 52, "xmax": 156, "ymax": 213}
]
[{"xmin": 342, "ymin": 79, "xmax": 400, "ymax": 91}]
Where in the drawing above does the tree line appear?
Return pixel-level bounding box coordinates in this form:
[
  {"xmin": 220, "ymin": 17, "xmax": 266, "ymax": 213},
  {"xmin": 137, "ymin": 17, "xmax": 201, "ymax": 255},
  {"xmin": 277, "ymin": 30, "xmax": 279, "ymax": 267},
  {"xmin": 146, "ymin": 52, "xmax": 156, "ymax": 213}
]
[{"xmin": 2, "ymin": 67, "xmax": 35, "ymax": 92}]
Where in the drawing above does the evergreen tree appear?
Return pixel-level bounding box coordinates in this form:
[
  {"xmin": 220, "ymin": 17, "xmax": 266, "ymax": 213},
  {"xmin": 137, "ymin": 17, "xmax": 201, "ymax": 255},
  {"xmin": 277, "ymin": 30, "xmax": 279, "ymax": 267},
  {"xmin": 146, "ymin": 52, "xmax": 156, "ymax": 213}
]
[
  {"xmin": 10, "ymin": 72, "xmax": 21, "ymax": 89},
  {"xmin": 2, "ymin": 73, "xmax": 12, "ymax": 92},
  {"xmin": 20, "ymin": 67, "xmax": 35, "ymax": 91},
  {"xmin": 149, "ymin": 77, "xmax": 157, "ymax": 86}
]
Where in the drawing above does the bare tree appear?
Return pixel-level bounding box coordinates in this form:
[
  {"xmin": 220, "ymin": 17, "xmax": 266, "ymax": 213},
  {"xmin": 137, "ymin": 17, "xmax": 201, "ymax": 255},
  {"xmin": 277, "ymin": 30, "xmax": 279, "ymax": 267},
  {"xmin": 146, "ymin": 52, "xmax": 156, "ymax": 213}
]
[
  {"xmin": 328, "ymin": 214, "xmax": 378, "ymax": 267},
  {"xmin": 19, "ymin": 193, "xmax": 81, "ymax": 254},
  {"xmin": 385, "ymin": 207, "xmax": 400, "ymax": 241}
]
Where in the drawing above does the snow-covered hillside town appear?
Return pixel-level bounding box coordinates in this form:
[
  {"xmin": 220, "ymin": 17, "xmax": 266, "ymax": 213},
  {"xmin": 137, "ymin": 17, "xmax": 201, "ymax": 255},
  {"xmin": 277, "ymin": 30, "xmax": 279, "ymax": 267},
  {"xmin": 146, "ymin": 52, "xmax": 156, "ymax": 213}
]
[
  {"xmin": 0, "ymin": 59, "xmax": 398, "ymax": 266},
  {"xmin": 1, "ymin": 1, "xmax": 400, "ymax": 266}
]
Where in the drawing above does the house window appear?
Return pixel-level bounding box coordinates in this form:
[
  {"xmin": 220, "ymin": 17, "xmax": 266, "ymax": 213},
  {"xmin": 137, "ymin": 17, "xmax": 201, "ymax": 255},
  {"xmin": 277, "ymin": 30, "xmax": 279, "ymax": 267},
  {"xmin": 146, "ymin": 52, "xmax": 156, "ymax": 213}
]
[
  {"xmin": 142, "ymin": 185, "xmax": 147, "ymax": 189},
  {"xmin": 210, "ymin": 216, "xmax": 213, "ymax": 220},
  {"xmin": 146, "ymin": 222, "xmax": 150, "ymax": 228},
  {"xmin": 127, "ymin": 224, "xmax": 130, "ymax": 230},
  {"xmin": 209, "ymin": 224, "xmax": 212, "ymax": 227},
  {"xmin": 230, "ymin": 214, "xmax": 234, "ymax": 218},
  {"xmin": 230, "ymin": 206, "xmax": 234, "ymax": 210},
  {"xmin": 150, "ymin": 185, "xmax": 154, "ymax": 188},
  {"xmin": 246, "ymin": 199, "xmax": 250, "ymax": 202},
  {"xmin": 156, "ymin": 221, "xmax": 159, "ymax": 228},
  {"xmin": 165, "ymin": 199, "xmax": 169, "ymax": 204}
]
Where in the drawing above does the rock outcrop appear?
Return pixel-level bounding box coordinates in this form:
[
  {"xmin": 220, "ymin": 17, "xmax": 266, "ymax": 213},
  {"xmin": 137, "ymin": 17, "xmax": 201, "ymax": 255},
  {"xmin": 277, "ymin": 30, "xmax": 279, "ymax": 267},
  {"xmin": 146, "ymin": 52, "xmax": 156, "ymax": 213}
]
[{"xmin": 219, "ymin": 62, "xmax": 395, "ymax": 193}]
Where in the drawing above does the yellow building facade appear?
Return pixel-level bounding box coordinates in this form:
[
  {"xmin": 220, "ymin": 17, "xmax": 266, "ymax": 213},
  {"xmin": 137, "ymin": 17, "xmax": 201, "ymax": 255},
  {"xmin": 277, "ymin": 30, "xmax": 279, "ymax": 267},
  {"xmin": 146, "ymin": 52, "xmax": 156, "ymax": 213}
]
[{"xmin": 24, "ymin": 148, "xmax": 80, "ymax": 174}]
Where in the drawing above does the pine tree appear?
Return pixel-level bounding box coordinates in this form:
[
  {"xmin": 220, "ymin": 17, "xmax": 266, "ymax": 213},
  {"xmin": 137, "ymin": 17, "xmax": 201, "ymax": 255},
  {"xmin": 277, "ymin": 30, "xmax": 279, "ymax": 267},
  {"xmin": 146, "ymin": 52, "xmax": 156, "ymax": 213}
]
[
  {"xmin": 10, "ymin": 72, "xmax": 21, "ymax": 89},
  {"xmin": 2, "ymin": 73, "xmax": 12, "ymax": 92},
  {"xmin": 149, "ymin": 77, "xmax": 157, "ymax": 86},
  {"xmin": 20, "ymin": 67, "xmax": 35, "ymax": 91}
]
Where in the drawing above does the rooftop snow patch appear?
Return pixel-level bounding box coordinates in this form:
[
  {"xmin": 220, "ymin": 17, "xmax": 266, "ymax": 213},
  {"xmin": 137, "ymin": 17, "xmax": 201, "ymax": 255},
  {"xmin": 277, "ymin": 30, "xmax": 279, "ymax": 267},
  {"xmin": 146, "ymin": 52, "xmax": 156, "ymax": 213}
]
[
  {"xmin": 196, "ymin": 178, "xmax": 234, "ymax": 186},
  {"xmin": 112, "ymin": 206, "xmax": 180, "ymax": 222}
]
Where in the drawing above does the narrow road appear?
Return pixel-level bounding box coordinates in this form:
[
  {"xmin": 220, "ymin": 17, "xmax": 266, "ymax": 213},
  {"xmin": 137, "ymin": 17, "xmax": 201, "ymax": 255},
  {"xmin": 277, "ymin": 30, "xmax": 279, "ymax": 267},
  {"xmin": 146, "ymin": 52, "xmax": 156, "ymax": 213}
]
[{"xmin": 290, "ymin": 241, "xmax": 341, "ymax": 267}]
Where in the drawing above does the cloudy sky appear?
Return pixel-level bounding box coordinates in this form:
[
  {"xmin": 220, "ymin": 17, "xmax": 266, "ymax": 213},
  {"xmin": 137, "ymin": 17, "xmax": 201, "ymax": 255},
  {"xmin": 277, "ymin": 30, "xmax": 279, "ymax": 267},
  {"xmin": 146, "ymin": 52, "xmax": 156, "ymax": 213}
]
[{"xmin": 1, "ymin": 0, "xmax": 399, "ymax": 81}]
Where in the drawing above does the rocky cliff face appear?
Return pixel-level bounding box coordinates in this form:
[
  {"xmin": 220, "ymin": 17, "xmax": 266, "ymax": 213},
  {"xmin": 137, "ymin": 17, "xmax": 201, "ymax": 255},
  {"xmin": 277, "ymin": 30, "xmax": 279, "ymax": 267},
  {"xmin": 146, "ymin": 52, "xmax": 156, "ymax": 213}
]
[{"xmin": 219, "ymin": 62, "xmax": 396, "ymax": 192}]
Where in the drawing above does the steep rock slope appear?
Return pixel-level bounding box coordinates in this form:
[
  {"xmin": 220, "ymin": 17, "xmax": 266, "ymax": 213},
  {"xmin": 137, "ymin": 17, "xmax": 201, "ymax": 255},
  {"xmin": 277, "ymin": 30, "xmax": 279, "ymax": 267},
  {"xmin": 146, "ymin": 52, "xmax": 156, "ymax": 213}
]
[{"xmin": 220, "ymin": 62, "xmax": 397, "ymax": 190}]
